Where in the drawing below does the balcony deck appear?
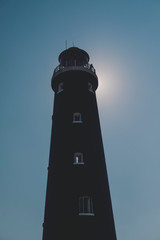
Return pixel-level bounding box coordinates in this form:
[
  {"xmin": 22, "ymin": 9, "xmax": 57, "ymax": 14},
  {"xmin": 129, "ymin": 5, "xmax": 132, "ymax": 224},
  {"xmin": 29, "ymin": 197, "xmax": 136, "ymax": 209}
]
[{"xmin": 52, "ymin": 63, "xmax": 97, "ymax": 80}]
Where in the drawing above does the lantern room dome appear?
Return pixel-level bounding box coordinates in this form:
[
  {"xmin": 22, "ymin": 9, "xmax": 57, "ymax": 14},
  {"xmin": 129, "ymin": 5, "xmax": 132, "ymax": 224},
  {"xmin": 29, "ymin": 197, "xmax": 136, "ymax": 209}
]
[{"xmin": 58, "ymin": 47, "xmax": 90, "ymax": 66}]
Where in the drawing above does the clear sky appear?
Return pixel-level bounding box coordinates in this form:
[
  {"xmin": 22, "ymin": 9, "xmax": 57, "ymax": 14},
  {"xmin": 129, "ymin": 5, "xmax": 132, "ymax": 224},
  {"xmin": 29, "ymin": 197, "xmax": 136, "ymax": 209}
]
[{"xmin": 0, "ymin": 0, "xmax": 160, "ymax": 239}]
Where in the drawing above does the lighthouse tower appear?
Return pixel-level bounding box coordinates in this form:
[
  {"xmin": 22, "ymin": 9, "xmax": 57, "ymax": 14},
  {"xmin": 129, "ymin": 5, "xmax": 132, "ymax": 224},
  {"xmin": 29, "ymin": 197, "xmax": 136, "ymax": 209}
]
[{"xmin": 42, "ymin": 47, "xmax": 117, "ymax": 240}]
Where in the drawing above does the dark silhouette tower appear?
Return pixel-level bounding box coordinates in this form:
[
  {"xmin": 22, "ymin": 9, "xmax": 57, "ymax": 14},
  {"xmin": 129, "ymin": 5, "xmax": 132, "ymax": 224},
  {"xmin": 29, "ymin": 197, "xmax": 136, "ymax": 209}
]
[{"xmin": 42, "ymin": 47, "xmax": 117, "ymax": 240}]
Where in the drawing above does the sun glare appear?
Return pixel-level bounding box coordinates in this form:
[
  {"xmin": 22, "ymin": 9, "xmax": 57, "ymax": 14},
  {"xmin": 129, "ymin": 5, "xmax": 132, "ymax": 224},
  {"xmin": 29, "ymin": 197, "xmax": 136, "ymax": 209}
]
[{"xmin": 96, "ymin": 63, "xmax": 121, "ymax": 107}]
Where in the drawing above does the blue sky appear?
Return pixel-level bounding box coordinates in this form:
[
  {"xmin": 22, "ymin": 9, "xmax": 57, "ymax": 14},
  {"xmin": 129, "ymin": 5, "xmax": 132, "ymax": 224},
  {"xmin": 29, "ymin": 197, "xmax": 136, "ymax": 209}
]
[{"xmin": 0, "ymin": 0, "xmax": 160, "ymax": 239}]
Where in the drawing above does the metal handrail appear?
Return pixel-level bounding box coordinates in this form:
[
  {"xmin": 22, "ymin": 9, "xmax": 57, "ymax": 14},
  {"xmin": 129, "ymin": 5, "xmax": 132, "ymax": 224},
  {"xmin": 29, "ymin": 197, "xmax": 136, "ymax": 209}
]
[{"xmin": 54, "ymin": 63, "xmax": 96, "ymax": 74}]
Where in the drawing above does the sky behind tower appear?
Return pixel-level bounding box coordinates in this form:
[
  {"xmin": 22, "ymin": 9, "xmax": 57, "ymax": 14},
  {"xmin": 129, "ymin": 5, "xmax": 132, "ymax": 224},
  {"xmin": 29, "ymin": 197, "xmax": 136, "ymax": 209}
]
[{"xmin": 0, "ymin": 1, "xmax": 160, "ymax": 240}]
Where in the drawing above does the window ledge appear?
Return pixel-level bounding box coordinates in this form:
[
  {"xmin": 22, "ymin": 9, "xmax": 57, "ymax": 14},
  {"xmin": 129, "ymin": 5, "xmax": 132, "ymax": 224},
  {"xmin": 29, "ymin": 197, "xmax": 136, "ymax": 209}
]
[
  {"xmin": 57, "ymin": 89, "xmax": 63, "ymax": 94},
  {"xmin": 79, "ymin": 213, "xmax": 94, "ymax": 216},
  {"xmin": 89, "ymin": 89, "xmax": 94, "ymax": 93},
  {"xmin": 73, "ymin": 162, "xmax": 84, "ymax": 165},
  {"xmin": 72, "ymin": 121, "xmax": 83, "ymax": 123}
]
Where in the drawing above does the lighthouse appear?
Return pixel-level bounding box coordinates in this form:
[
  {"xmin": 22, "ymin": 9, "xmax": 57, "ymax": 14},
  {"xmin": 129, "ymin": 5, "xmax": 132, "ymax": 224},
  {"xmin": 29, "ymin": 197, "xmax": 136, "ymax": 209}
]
[{"xmin": 42, "ymin": 47, "xmax": 117, "ymax": 240}]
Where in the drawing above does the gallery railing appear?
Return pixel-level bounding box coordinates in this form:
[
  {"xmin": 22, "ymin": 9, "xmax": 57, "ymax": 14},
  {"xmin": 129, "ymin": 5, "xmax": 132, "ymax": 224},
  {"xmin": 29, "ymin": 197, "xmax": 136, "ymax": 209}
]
[{"xmin": 54, "ymin": 63, "xmax": 96, "ymax": 74}]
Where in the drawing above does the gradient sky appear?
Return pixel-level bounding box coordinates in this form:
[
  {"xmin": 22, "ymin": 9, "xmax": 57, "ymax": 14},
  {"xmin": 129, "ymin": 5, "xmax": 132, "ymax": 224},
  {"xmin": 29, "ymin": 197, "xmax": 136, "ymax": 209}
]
[{"xmin": 1, "ymin": 1, "xmax": 160, "ymax": 240}]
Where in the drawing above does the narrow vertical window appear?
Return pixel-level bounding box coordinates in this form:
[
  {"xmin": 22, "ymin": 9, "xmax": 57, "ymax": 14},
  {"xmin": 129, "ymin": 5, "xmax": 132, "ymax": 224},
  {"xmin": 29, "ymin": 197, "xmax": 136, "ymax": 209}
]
[
  {"xmin": 74, "ymin": 152, "xmax": 84, "ymax": 165},
  {"xmin": 79, "ymin": 196, "xmax": 94, "ymax": 216},
  {"xmin": 88, "ymin": 82, "xmax": 94, "ymax": 93},
  {"xmin": 57, "ymin": 82, "xmax": 64, "ymax": 93},
  {"xmin": 73, "ymin": 113, "xmax": 82, "ymax": 123}
]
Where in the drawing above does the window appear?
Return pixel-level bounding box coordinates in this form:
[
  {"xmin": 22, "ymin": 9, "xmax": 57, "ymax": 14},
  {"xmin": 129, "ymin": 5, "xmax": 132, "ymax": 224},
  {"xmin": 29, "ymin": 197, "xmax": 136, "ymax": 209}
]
[
  {"xmin": 57, "ymin": 82, "xmax": 64, "ymax": 93},
  {"xmin": 74, "ymin": 152, "xmax": 84, "ymax": 165},
  {"xmin": 79, "ymin": 196, "xmax": 94, "ymax": 216},
  {"xmin": 88, "ymin": 82, "xmax": 94, "ymax": 93},
  {"xmin": 72, "ymin": 112, "xmax": 82, "ymax": 123},
  {"xmin": 90, "ymin": 64, "xmax": 95, "ymax": 73}
]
